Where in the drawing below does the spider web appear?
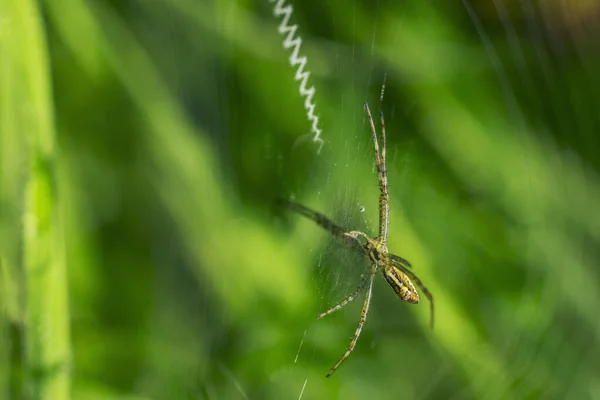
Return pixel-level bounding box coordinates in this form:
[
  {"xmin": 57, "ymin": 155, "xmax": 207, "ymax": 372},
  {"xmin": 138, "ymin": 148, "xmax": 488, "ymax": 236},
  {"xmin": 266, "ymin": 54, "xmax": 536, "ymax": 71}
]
[
  {"xmin": 93, "ymin": 0, "xmax": 600, "ymax": 399},
  {"xmin": 267, "ymin": 1, "xmax": 600, "ymax": 399}
]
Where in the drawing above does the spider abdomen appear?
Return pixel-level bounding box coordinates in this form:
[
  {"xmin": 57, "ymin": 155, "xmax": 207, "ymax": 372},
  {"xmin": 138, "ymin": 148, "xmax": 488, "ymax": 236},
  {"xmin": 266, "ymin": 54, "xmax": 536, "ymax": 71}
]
[{"xmin": 383, "ymin": 265, "xmax": 419, "ymax": 304}]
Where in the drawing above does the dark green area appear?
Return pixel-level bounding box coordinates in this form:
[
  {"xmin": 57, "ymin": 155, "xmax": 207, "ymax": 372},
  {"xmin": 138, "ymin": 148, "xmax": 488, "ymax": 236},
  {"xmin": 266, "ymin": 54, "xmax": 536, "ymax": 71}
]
[{"xmin": 1, "ymin": 0, "xmax": 599, "ymax": 399}]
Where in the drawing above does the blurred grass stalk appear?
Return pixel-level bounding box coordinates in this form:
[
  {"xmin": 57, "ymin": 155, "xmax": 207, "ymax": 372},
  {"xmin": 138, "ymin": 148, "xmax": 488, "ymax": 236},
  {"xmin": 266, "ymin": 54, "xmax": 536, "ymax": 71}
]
[{"xmin": 0, "ymin": 0, "xmax": 71, "ymax": 399}]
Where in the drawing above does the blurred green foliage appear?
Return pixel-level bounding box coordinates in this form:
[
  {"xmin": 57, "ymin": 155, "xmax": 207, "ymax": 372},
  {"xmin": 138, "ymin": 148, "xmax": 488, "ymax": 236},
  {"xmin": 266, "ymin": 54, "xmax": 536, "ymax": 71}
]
[{"xmin": 1, "ymin": 0, "xmax": 600, "ymax": 399}]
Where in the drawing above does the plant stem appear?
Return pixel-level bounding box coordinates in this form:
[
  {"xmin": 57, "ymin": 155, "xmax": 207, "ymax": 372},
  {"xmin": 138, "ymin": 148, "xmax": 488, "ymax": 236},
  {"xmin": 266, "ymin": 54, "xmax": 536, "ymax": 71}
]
[{"xmin": 0, "ymin": 0, "xmax": 72, "ymax": 398}]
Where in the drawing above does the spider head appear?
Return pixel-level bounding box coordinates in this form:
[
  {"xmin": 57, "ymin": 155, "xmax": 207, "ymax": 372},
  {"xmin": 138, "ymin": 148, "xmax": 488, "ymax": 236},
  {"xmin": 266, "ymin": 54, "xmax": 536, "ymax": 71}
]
[
  {"xmin": 364, "ymin": 239, "xmax": 388, "ymax": 267},
  {"xmin": 383, "ymin": 265, "xmax": 419, "ymax": 304}
]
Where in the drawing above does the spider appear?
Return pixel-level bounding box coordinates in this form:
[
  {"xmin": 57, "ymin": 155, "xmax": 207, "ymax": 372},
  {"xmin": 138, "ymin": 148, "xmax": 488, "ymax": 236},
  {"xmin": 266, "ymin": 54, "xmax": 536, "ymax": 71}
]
[{"xmin": 280, "ymin": 102, "xmax": 434, "ymax": 377}]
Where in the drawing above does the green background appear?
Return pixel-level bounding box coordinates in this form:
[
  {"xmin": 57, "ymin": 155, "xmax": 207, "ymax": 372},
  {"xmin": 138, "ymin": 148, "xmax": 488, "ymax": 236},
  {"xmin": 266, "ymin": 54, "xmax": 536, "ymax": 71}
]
[{"xmin": 1, "ymin": 0, "xmax": 600, "ymax": 399}]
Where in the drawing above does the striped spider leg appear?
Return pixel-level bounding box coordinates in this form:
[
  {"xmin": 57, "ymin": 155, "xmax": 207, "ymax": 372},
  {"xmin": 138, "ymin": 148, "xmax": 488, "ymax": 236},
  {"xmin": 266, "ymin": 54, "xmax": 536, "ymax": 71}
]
[{"xmin": 280, "ymin": 103, "xmax": 434, "ymax": 377}]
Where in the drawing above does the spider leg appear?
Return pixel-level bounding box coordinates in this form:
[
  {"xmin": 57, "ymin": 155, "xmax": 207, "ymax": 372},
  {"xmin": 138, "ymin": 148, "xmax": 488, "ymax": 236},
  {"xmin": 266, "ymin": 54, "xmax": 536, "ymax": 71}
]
[
  {"xmin": 278, "ymin": 199, "xmax": 365, "ymax": 254},
  {"xmin": 279, "ymin": 199, "xmax": 345, "ymax": 237},
  {"xmin": 364, "ymin": 103, "xmax": 390, "ymax": 244},
  {"xmin": 390, "ymin": 254, "xmax": 413, "ymax": 269},
  {"xmin": 344, "ymin": 230, "xmax": 371, "ymax": 243},
  {"xmin": 317, "ymin": 272, "xmax": 370, "ymax": 319},
  {"xmin": 391, "ymin": 260, "xmax": 434, "ymax": 329},
  {"xmin": 326, "ymin": 276, "xmax": 375, "ymax": 377}
]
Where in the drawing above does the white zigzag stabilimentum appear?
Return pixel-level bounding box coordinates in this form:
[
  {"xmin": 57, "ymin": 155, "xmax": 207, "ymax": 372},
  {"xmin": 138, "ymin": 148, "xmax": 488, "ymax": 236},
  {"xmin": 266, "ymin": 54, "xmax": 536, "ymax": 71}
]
[{"xmin": 269, "ymin": 0, "xmax": 324, "ymax": 152}]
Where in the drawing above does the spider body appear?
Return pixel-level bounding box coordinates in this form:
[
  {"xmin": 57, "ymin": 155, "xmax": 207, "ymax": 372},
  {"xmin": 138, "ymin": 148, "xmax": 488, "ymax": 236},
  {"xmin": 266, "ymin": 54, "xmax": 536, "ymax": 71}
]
[
  {"xmin": 280, "ymin": 103, "xmax": 433, "ymax": 377},
  {"xmin": 357, "ymin": 233, "xmax": 421, "ymax": 304},
  {"xmin": 365, "ymin": 238, "xmax": 388, "ymax": 267},
  {"xmin": 383, "ymin": 265, "xmax": 420, "ymax": 304}
]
